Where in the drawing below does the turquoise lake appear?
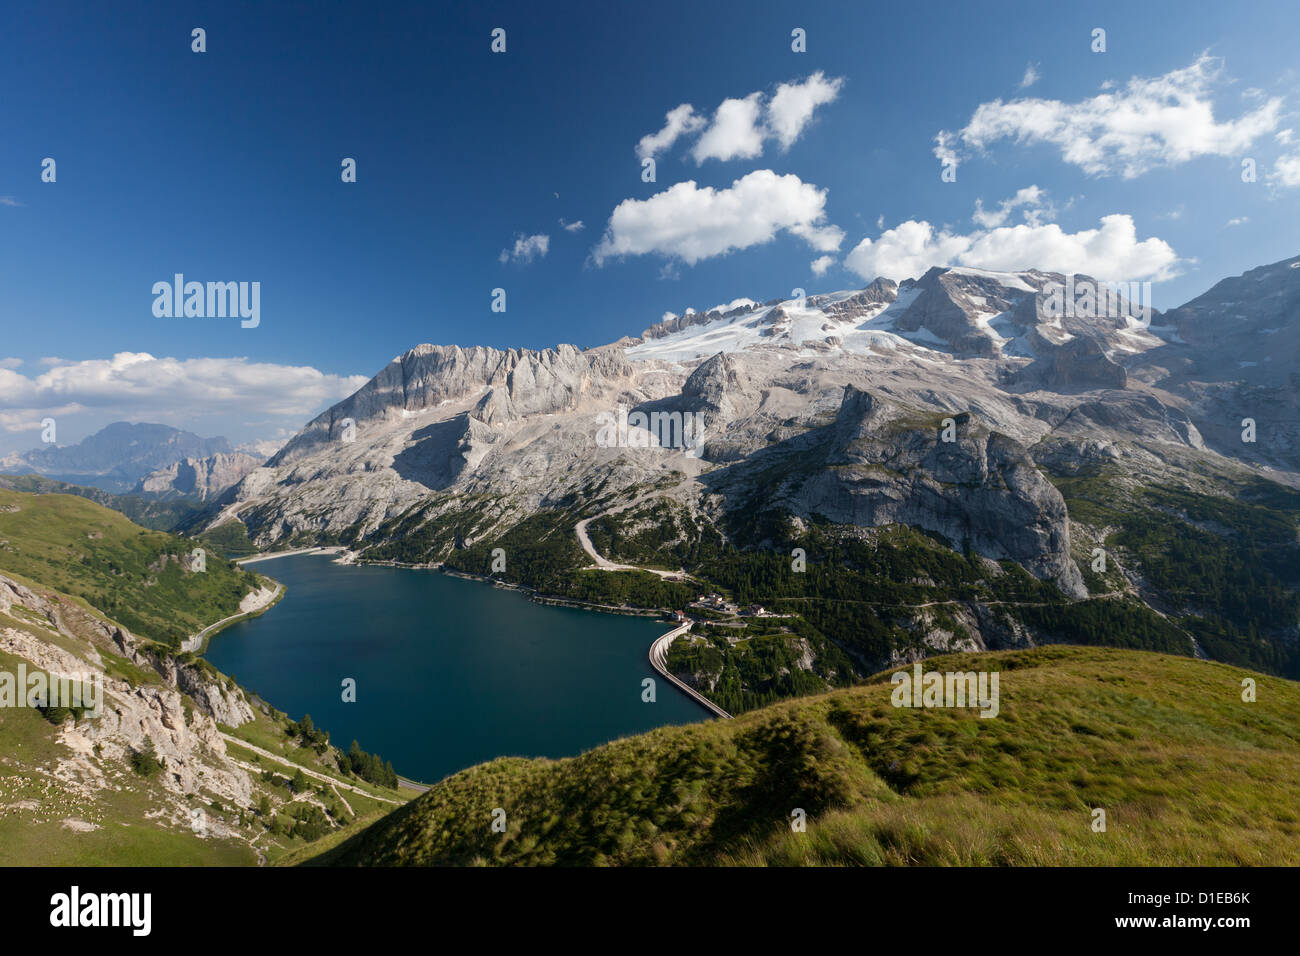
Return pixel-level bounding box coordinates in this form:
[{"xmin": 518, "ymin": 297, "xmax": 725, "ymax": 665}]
[{"xmin": 204, "ymin": 554, "xmax": 710, "ymax": 783}]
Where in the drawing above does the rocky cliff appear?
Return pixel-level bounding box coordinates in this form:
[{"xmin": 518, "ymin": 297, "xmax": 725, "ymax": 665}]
[{"xmin": 204, "ymin": 257, "xmax": 1300, "ymax": 609}]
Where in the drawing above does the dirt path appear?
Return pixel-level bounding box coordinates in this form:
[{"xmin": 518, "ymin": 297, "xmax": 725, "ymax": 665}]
[
  {"xmin": 221, "ymin": 734, "xmax": 403, "ymax": 805},
  {"xmin": 574, "ymin": 489, "xmax": 696, "ymax": 581}
]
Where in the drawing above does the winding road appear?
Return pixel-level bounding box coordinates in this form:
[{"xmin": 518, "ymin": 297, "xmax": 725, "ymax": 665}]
[
  {"xmin": 180, "ymin": 582, "xmax": 283, "ymax": 653},
  {"xmin": 648, "ymin": 622, "xmax": 733, "ymax": 719},
  {"xmin": 219, "ymin": 732, "xmax": 404, "ymax": 805},
  {"xmin": 574, "ymin": 499, "xmax": 730, "ymax": 719},
  {"xmin": 573, "ymin": 491, "xmax": 696, "ymax": 581}
]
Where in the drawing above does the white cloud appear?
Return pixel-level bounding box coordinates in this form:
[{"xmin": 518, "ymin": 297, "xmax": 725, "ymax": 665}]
[
  {"xmin": 691, "ymin": 94, "xmax": 765, "ymax": 163},
  {"xmin": 499, "ymin": 233, "xmax": 550, "ymax": 264},
  {"xmin": 592, "ymin": 170, "xmax": 843, "ymax": 267},
  {"xmin": 636, "ymin": 104, "xmax": 707, "ymax": 160},
  {"xmin": 810, "ymin": 255, "xmax": 836, "ymax": 277},
  {"xmin": 767, "ymin": 72, "xmax": 844, "ymax": 150},
  {"xmin": 1276, "ymin": 128, "xmax": 1294, "ymax": 144},
  {"xmin": 0, "ymin": 197, "xmax": 22, "ymax": 208},
  {"xmin": 844, "ymin": 221, "xmax": 972, "ymax": 286},
  {"xmin": 932, "ymin": 129, "xmax": 959, "ymax": 171},
  {"xmin": 559, "ymin": 218, "xmax": 585, "ymax": 232},
  {"xmin": 939, "ymin": 55, "xmax": 1282, "ymax": 178},
  {"xmin": 0, "ymin": 406, "xmax": 78, "ymax": 436},
  {"xmin": 1226, "ymin": 216, "xmax": 1249, "ymax": 226},
  {"xmin": 1273, "ymin": 153, "xmax": 1300, "ymax": 187},
  {"xmin": 972, "ymin": 185, "xmax": 1052, "ymax": 228},
  {"xmin": 1020, "ymin": 63, "xmax": 1040, "ymax": 89},
  {"xmin": 0, "ymin": 353, "xmax": 369, "ymax": 429},
  {"xmin": 844, "ymin": 213, "xmax": 1179, "ymax": 283},
  {"xmin": 638, "ymin": 74, "xmax": 843, "ymax": 163},
  {"xmin": 0, "ymin": 358, "xmax": 22, "ymax": 370}
]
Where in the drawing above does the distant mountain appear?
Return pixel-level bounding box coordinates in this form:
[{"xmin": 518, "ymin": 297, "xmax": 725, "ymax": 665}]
[
  {"xmin": 0, "ymin": 422, "xmax": 238, "ymax": 493},
  {"xmin": 631, "ymin": 265, "xmax": 1155, "ymax": 376}
]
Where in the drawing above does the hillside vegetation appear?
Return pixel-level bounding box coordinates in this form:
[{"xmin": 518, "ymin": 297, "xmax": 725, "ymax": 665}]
[
  {"xmin": 315, "ymin": 646, "xmax": 1300, "ymax": 866},
  {"xmin": 0, "ymin": 489, "xmax": 409, "ymax": 865},
  {"xmin": 0, "ymin": 488, "xmax": 258, "ymax": 648},
  {"xmin": 0, "ymin": 473, "xmax": 203, "ymax": 531}
]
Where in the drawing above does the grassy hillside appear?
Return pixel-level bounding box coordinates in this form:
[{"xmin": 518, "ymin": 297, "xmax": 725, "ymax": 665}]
[
  {"xmin": 0, "ymin": 488, "xmax": 259, "ymax": 648},
  {"xmin": 0, "ymin": 473, "xmax": 203, "ymax": 531},
  {"xmin": 0, "ymin": 489, "xmax": 410, "ymax": 865},
  {"xmin": 315, "ymin": 646, "xmax": 1300, "ymax": 866},
  {"xmin": 1047, "ymin": 470, "xmax": 1300, "ymax": 678}
]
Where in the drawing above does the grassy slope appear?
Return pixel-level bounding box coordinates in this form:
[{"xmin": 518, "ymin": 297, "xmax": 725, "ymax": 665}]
[
  {"xmin": 0, "ymin": 489, "xmax": 408, "ymax": 865},
  {"xmin": 0, "ymin": 596, "xmax": 406, "ymax": 866},
  {"xmin": 0, "ymin": 473, "xmax": 205, "ymax": 531},
  {"xmin": 314, "ymin": 646, "xmax": 1300, "ymax": 866},
  {"xmin": 0, "ymin": 488, "xmax": 258, "ymax": 648},
  {"xmin": 0, "ymin": 642, "xmax": 258, "ymax": 866},
  {"xmin": 1048, "ymin": 470, "xmax": 1300, "ymax": 678}
]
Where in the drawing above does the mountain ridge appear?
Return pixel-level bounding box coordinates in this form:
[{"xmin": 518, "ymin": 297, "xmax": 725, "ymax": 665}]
[{"xmin": 192, "ymin": 253, "xmax": 1300, "ymax": 702}]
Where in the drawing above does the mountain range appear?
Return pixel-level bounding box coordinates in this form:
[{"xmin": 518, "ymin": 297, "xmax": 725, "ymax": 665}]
[
  {"xmin": 1, "ymin": 254, "xmax": 1297, "ymax": 867},
  {"xmin": 190, "ymin": 254, "xmax": 1300, "ymax": 695},
  {"xmin": 0, "ymin": 422, "xmax": 264, "ymax": 497}
]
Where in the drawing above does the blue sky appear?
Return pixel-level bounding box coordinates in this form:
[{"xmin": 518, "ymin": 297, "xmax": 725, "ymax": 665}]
[{"xmin": 1, "ymin": 0, "xmax": 1298, "ymax": 453}]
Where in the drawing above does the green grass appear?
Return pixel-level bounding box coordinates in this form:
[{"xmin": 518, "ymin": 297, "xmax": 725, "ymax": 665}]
[
  {"xmin": 0, "ymin": 488, "xmax": 259, "ymax": 648},
  {"xmin": 197, "ymin": 519, "xmax": 260, "ymax": 558},
  {"xmin": 0, "ymin": 473, "xmax": 205, "ymax": 531},
  {"xmin": 1048, "ymin": 472, "xmax": 1300, "ymax": 678},
  {"xmin": 313, "ymin": 646, "xmax": 1300, "ymax": 866}
]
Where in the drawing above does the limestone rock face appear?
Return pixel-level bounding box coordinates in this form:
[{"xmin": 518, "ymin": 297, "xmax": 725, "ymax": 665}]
[
  {"xmin": 705, "ymin": 386, "xmax": 1087, "ymax": 598},
  {"xmin": 134, "ymin": 451, "xmax": 263, "ymax": 499},
  {"xmin": 204, "ymin": 257, "xmax": 1299, "ymax": 603},
  {"xmin": 681, "ymin": 352, "xmax": 756, "ymax": 419},
  {"xmin": 0, "ymin": 572, "xmax": 257, "ymax": 812},
  {"xmin": 1016, "ymin": 333, "xmax": 1129, "ymax": 389},
  {"xmin": 891, "ymin": 267, "xmax": 1026, "ymax": 357}
]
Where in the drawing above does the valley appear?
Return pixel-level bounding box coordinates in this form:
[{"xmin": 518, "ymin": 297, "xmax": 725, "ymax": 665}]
[{"xmin": 2, "ymin": 256, "xmax": 1297, "ymax": 869}]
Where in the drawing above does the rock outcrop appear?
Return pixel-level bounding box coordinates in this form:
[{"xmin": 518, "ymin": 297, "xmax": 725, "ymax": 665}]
[
  {"xmin": 204, "ymin": 257, "xmax": 1300, "ymax": 602},
  {"xmin": 0, "ymin": 572, "xmax": 256, "ymax": 811},
  {"xmin": 134, "ymin": 451, "xmax": 263, "ymax": 499}
]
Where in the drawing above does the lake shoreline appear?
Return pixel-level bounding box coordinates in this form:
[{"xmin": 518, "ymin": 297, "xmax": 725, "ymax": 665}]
[
  {"xmin": 345, "ymin": 553, "xmax": 673, "ymax": 620},
  {"xmin": 203, "ymin": 550, "xmax": 712, "ymax": 784}
]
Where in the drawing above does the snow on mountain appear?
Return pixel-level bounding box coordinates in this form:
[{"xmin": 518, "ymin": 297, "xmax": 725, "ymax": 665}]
[
  {"xmin": 625, "ymin": 266, "xmax": 1162, "ymax": 368},
  {"xmin": 203, "ymin": 254, "xmax": 1300, "ymax": 588}
]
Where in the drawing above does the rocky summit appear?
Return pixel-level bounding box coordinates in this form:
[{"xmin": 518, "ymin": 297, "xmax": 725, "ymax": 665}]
[
  {"xmin": 180, "ymin": 256, "xmax": 1300, "ymax": 688},
  {"xmin": 206, "ymin": 257, "xmax": 1296, "ymax": 557}
]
